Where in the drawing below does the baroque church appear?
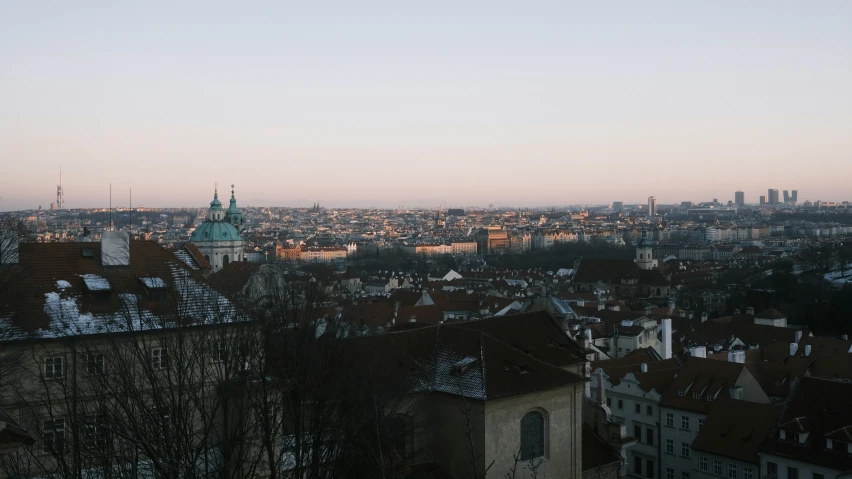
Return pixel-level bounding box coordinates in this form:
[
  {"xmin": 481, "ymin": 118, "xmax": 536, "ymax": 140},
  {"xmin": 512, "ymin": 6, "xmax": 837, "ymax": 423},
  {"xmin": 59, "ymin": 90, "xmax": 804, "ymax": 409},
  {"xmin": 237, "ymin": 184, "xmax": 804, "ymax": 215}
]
[{"xmin": 189, "ymin": 184, "xmax": 244, "ymax": 272}]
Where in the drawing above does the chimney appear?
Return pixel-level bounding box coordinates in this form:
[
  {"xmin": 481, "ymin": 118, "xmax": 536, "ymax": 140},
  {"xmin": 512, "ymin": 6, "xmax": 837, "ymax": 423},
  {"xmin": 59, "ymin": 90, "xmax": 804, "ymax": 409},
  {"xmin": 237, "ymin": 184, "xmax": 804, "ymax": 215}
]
[
  {"xmin": 734, "ymin": 309, "xmax": 741, "ymax": 315},
  {"xmin": 729, "ymin": 385, "xmax": 744, "ymax": 400},
  {"xmin": 668, "ymin": 299, "xmax": 675, "ymax": 313},
  {"xmin": 805, "ymin": 344, "xmax": 812, "ymax": 357},
  {"xmin": 728, "ymin": 350, "xmax": 745, "ymax": 364},
  {"xmin": 795, "ymin": 330, "xmax": 803, "ymax": 344},
  {"xmin": 101, "ymin": 231, "xmax": 130, "ymax": 266},
  {"xmin": 0, "ymin": 233, "xmax": 19, "ymax": 265},
  {"xmin": 640, "ymin": 363, "xmax": 648, "ymax": 373},
  {"xmin": 661, "ymin": 318, "xmax": 672, "ymax": 360},
  {"xmin": 690, "ymin": 346, "xmax": 706, "ymax": 358},
  {"xmin": 393, "ymin": 302, "xmax": 400, "ymax": 325},
  {"xmin": 842, "ymin": 334, "xmax": 849, "ymax": 341},
  {"xmin": 789, "ymin": 343, "xmax": 798, "ymax": 357},
  {"xmin": 598, "ymin": 302, "xmax": 605, "ymax": 311},
  {"xmin": 688, "ymin": 312, "xmax": 694, "ymax": 320},
  {"xmin": 701, "ymin": 312, "xmax": 708, "ymax": 323},
  {"xmin": 746, "ymin": 307, "xmax": 755, "ymax": 316},
  {"xmin": 577, "ymin": 299, "xmax": 585, "ymax": 307},
  {"xmin": 679, "ymin": 310, "xmax": 686, "ymax": 318}
]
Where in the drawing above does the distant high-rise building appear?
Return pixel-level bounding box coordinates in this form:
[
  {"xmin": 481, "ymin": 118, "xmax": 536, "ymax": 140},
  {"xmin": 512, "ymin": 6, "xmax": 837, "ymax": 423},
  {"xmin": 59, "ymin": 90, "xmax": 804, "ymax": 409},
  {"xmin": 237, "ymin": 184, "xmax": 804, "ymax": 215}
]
[
  {"xmin": 768, "ymin": 188, "xmax": 780, "ymax": 205},
  {"xmin": 791, "ymin": 190, "xmax": 798, "ymax": 203},
  {"xmin": 760, "ymin": 195, "xmax": 767, "ymax": 205},
  {"xmin": 612, "ymin": 201, "xmax": 623, "ymax": 212},
  {"xmin": 783, "ymin": 190, "xmax": 790, "ymax": 203},
  {"xmin": 648, "ymin": 196, "xmax": 657, "ymax": 216},
  {"xmin": 735, "ymin": 191, "xmax": 745, "ymax": 206},
  {"xmin": 681, "ymin": 201, "xmax": 694, "ymax": 208}
]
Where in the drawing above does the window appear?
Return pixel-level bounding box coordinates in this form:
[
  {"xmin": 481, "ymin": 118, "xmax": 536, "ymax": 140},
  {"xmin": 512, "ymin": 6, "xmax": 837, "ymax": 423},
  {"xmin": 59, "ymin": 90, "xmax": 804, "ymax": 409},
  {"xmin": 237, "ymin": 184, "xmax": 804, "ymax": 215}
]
[
  {"xmin": 212, "ymin": 342, "xmax": 226, "ymax": 363},
  {"xmin": 787, "ymin": 467, "xmax": 798, "ymax": 479},
  {"xmin": 150, "ymin": 348, "xmax": 168, "ymax": 370},
  {"xmin": 647, "ymin": 405, "xmax": 653, "ymax": 416},
  {"xmin": 699, "ymin": 456, "xmax": 708, "ymax": 472},
  {"xmin": 84, "ymin": 420, "xmax": 106, "ymax": 450},
  {"xmin": 713, "ymin": 459, "xmax": 722, "ymax": 476},
  {"xmin": 667, "ymin": 468, "xmax": 674, "ymax": 479},
  {"xmin": 618, "ymin": 399, "xmax": 623, "ymax": 409},
  {"xmin": 636, "ymin": 403, "xmax": 641, "ymax": 413},
  {"xmin": 646, "ymin": 427, "xmax": 654, "ymax": 445},
  {"xmin": 813, "ymin": 474, "xmax": 824, "ymax": 479},
  {"xmin": 606, "ymin": 397, "xmax": 612, "ymax": 407},
  {"xmin": 520, "ymin": 411, "xmax": 545, "ymax": 461},
  {"xmin": 729, "ymin": 463, "xmax": 737, "ymax": 479},
  {"xmin": 665, "ymin": 413, "xmax": 674, "ymax": 427},
  {"xmin": 43, "ymin": 418, "xmax": 65, "ymax": 454},
  {"xmin": 86, "ymin": 353, "xmax": 105, "ymax": 375},
  {"xmin": 743, "ymin": 467, "xmax": 753, "ymax": 479},
  {"xmin": 646, "ymin": 460, "xmax": 654, "ymax": 478},
  {"xmin": 635, "ymin": 425, "xmax": 642, "ymax": 440},
  {"xmin": 681, "ymin": 415, "xmax": 690, "ymax": 430},
  {"xmin": 634, "ymin": 456, "xmax": 643, "ymax": 475},
  {"xmin": 44, "ymin": 357, "xmax": 63, "ymax": 379},
  {"xmin": 681, "ymin": 442, "xmax": 690, "ymax": 457},
  {"xmin": 693, "ymin": 391, "xmax": 702, "ymax": 399},
  {"xmin": 666, "ymin": 439, "xmax": 674, "ymax": 454},
  {"xmin": 766, "ymin": 462, "xmax": 777, "ymax": 476},
  {"xmin": 156, "ymin": 408, "xmax": 171, "ymax": 439},
  {"xmin": 698, "ymin": 418, "xmax": 704, "ymax": 431},
  {"xmin": 682, "ymin": 472, "xmax": 690, "ymax": 479}
]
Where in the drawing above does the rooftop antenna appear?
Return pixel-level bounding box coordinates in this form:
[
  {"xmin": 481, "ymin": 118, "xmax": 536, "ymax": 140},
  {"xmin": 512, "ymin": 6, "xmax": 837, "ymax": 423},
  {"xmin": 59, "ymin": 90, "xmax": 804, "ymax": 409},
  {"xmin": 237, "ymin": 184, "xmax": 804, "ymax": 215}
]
[
  {"xmin": 109, "ymin": 183, "xmax": 113, "ymax": 231},
  {"xmin": 129, "ymin": 187, "xmax": 132, "ymax": 231},
  {"xmin": 56, "ymin": 165, "xmax": 64, "ymax": 211}
]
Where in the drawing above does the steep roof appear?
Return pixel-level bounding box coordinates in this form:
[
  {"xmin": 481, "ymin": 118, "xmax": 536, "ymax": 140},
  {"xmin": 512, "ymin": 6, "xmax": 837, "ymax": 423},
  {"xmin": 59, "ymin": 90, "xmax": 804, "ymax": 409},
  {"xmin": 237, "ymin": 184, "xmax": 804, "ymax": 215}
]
[
  {"xmin": 582, "ymin": 424, "xmax": 623, "ymax": 472},
  {"xmin": 661, "ymin": 357, "xmax": 754, "ymax": 414},
  {"xmin": 350, "ymin": 322, "xmax": 586, "ymax": 401},
  {"xmin": 691, "ymin": 398, "xmax": 779, "ymax": 464},
  {"xmin": 761, "ymin": 377, "xmax": 852, "ymax": 472},
  {"xmin": 2, "ymin": 241, "xmax": 237, "ymax": 338}
]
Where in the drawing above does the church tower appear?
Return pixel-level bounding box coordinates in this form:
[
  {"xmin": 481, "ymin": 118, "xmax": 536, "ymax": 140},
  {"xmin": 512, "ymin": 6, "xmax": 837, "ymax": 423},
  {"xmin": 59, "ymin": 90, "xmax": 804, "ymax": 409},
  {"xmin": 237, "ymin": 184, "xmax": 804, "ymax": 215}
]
[
  {"xmin": 225, "ymin": 184, "xmax": 244, "ymax": 231},
  {"xmin": 189, "ymin": 185, "xmax": 244, "ymax": 272},
  {"xmin": 634, "ymin": 228, "xmax": 657, "ymax": 270}
]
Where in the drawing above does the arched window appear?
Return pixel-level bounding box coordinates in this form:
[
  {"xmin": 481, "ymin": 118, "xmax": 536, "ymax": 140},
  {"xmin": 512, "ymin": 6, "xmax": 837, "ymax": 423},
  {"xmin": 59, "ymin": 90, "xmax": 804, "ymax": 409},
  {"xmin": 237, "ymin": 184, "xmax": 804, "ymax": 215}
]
[
  {"xmin": 223, "ymin": 255, "xmax": 230, "ymax": 267},
  {"xmin": 520, "ymin": 410, "xmax": 546, "ymax": 460}
]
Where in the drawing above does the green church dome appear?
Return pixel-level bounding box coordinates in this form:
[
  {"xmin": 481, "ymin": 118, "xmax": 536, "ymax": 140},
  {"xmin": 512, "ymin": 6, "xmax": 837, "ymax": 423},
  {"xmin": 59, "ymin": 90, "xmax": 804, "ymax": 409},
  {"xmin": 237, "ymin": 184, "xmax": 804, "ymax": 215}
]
[{"xmin": 190, "ymin": 221, "xmax": 242, "ymax": 242}]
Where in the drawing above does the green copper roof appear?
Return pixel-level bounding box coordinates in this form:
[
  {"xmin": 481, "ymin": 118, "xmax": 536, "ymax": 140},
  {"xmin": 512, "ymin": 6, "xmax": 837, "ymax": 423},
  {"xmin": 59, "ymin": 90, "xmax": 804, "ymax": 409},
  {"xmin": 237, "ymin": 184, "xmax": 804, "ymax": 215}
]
[
  {"xmin": 209, "ymin": 188, "xmax": 223, "ymax": 211},
  {"xmin": 190, "ymin": 221, "xmax": 241, "ymax": 242}
]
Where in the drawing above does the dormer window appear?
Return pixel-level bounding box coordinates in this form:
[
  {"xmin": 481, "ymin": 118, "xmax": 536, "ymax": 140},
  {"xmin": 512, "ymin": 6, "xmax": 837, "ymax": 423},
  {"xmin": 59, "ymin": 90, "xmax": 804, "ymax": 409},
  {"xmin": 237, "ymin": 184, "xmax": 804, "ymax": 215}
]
[
  {"xmin": 140, "ymin": 277, "xmax": 168, "ymax": 301},
  {"xmin": 82, "ymin": 274, "xmax": 111, "ymax": 300},
  {"xmin": 678, "ymin": 389, "xmax": 686, "ymax": 397},
  {"xmin": 452, "ymin": 357, "xmax": 478, "ymax": 377},
  {"xmin": 692, "ymin": 391, "xmax": 701, "ymax": 399},
  {"xmin": 706, "ymin": 394, "xmax": 714, "ymax": 402}
]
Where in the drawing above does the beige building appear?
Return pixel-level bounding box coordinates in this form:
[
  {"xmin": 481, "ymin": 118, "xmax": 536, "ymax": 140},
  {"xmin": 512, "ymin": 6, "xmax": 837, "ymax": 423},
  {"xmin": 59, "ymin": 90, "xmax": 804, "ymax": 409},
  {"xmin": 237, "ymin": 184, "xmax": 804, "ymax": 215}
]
[{"xmin": 300, "ymin": 246, "xmax": 348, "ymax": 262}]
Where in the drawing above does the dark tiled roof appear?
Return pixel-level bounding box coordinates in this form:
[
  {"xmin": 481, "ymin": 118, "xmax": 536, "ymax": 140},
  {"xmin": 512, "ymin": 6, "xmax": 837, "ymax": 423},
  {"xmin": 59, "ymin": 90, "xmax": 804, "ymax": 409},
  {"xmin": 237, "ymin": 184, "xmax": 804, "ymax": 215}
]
[
  {"xmin": 450, "ymin": 311, "xmax": 586, "ymax": 369},
  {"xmin": 760, "ymin": 377, "xmax": 852, "ymax": 472},
  {"xmin": 755, "ymin": 307, "xmax": 786, "ymax": 319},
  {"xmin": 209, "ymin": 261, "xmax": 259, "ymax": 296},
  {"xmin": 691, "ymin": 398, "xmax": 779, "ymax": 464},
  {"xmin": 575, "ymin": 259, "xmax": 639, "ymax": 284},
  {"xmin": 661, "ymin": 357, "xmax": 754, "ymax": 414},
  {"xmin": 397, "ymin": 304, "xmax": 443, "ymax": 326},
  {"xmin": 3, "ymin": 241, "xmax": 222, "ymax": 335},
  {"xmin": 350, "ymin": 322, "xmax": 586, "ymax": 401}
]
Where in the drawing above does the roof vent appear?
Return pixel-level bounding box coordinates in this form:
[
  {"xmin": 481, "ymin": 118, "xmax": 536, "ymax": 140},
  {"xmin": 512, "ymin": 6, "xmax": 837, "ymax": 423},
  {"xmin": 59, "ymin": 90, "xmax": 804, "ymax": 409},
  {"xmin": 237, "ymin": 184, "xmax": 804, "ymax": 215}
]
[
  {"xmin": 452, "ymin": 357, "xmax": 478, "ymax": 377},
  {"xmin": 746, "ymin": 307, "xmax": 754, "ymax": 315},
  {"xmin": 729, "ymin": 385, "xmax": 744, "ymax": 400},
  {"xmin": 640, "ymin": 363, "xmax": 648, "ymax": 373},
  {"xmin": 804, "ymin": 344, "xmax": 812, "ymax": 357}
]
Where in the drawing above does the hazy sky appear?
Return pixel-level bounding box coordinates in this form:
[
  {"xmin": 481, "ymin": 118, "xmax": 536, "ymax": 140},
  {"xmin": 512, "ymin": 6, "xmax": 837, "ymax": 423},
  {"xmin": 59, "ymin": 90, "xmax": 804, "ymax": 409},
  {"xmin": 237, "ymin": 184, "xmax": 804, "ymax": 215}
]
[{"xmin": 2, "ymin": 1, "xmax": 851, "ymax": 211}]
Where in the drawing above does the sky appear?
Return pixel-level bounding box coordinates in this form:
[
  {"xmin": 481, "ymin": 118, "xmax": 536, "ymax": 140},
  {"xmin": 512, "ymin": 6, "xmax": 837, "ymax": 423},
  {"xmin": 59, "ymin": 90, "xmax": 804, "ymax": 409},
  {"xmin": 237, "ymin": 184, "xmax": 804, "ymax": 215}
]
[{"xmin": 1, "ymin": 1, "xmax": 851, "ymax": 211}]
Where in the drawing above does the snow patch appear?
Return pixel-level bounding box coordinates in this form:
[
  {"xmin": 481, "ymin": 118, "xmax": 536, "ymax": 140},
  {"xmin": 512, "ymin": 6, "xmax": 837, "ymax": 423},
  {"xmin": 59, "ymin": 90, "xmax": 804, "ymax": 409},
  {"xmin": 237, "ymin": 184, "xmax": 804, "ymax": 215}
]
[{"xmin": 56, "ymin": 280, "xmax": 72, "ymax": 290}]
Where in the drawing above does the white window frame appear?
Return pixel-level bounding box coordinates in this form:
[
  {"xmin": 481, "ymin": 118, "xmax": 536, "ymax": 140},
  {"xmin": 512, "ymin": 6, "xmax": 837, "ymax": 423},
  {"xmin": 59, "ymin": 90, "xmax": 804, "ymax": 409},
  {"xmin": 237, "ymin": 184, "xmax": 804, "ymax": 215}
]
[
  {"xmin": 713, "ymin": 458, "xmax": 723, "ymax": 476},
  {"xmin": 44, "ymin": 357, "xmax": 63, "ymax": 380},
  {"xmin": 665, "ymin": 412, "xmax": 673, "ymax": 427},
  {"xmin": 681, "ymin": 442, "xmax": 690, "ymax": 457},
  {"xmin": 699, "ymin": 455, "xmax": 708, "ymax": 472},
  {"xmin": 86, "ymin": 352, "xmax": 105, "ymax": 376},
  {"xmin": 212, "ymin": 341, "xmax": 226, "ymax": 363},
  {"xmin": 729, "ymin": 463, "xmax": 738, "ymax": 479},
  {"xmin": 42, "ymin": 417, "xmax": 65, "ymax": 454},
  {"xmin": 743, "ymin": 467, "xmax": 753, "ymax": 479},
  {"xmin": 150, "ymin": 348, "xmax": 168, "ymax": 370},
  {"xmin": 681, "ymin": 415, "xmax": 690, "ymax": 430},
  {"xmin": 666, "ymin": 439, "xmax": 674, "ymax": 454}
]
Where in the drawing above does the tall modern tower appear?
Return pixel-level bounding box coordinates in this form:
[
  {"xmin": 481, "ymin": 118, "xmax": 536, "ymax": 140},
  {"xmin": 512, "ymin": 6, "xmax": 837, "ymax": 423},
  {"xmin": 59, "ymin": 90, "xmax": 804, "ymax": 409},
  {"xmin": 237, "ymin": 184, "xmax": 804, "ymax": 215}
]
[
  {"xmin": 768, "ymin": 188, "xmax": 780, "ymax": 205},
  {"xmin": 791, "ymin": 190, "xmax": 798, "ymax": 203},
  {"xmin": 56, "ymin": 166, "xmax": 64, "ymax": 210},
  {"xmin": 612, "ymin": 201, "xmax": 623, "ymax": 212},
  {"xmin": 735, "ymin": 191, "xmax": 745, "ymax": 206},
  {"xmin": 783, "ymin": 190, "xmax": 790, "ymax": 203},
  {"xmin": 760, "ymin": 195, "xmax": 767, "ymax": 205},
  {"xmin": 648, "ymin": 196, "xmax": 657, "ymax": 216}
]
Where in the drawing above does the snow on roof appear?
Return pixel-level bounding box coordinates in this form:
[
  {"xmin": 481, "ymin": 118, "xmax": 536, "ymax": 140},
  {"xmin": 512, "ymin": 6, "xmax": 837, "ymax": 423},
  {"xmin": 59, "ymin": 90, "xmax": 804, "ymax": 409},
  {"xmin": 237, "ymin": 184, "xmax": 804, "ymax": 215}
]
[
  {"xmin": 173, "ymin": 249, "xmax": 200, "ymax": 270},
  {"xmin": 37, "ymin": 263, "xmax": 242, "ymax": 338},
  {"xmin": 56, "ymin": 280, "xmax": 72, "ymax": 290},
  {"xmin": 140, "ymin": 277, "xmax": 167, "ymax": 289},
  {"xmin": 81, "ymin": 274, "xmax": 111, "ymax": 291}
]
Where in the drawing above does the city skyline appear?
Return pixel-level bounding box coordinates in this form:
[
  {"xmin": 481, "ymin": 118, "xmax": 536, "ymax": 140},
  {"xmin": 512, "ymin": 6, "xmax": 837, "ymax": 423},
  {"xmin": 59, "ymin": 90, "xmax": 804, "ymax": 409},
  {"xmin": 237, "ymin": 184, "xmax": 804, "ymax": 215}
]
[{"xmin": 3, "ymin": 2, "xmax": 852, "ymax": 210}]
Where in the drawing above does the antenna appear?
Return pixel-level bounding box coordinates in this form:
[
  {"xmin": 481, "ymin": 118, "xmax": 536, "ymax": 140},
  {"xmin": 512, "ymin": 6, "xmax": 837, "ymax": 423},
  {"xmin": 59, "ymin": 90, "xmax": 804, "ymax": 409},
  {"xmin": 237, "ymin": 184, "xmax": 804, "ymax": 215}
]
[
  {"xmin": 129, "ymin": 187, "xmax": 132, "ymax": 231},
  {"xmin": 109, "ymin": 183, "xmax": 112, "ymax": 231}
]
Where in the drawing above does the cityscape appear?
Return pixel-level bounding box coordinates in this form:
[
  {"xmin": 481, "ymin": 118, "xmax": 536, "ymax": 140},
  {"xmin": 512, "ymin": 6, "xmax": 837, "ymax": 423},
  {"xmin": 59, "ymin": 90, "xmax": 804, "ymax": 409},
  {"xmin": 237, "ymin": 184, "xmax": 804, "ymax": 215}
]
[{"xmin": 2, "ymin": 2, "xmax": 852, "ymax": 479}]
